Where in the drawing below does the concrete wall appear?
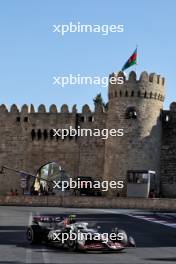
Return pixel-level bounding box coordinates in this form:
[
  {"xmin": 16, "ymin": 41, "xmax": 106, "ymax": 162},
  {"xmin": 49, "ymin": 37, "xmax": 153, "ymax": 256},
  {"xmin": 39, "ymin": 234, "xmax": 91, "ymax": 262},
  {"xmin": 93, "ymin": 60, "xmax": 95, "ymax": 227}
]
[{"xmin": 0, "ymin": 196, "xmax": 176, "ymax": 211}]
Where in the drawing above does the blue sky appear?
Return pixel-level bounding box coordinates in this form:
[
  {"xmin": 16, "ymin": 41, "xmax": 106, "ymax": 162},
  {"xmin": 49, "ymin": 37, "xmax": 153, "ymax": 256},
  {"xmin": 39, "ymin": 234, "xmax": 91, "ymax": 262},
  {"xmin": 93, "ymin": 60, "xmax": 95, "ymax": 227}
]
[{"xmin": 0, "ymin": 0, "xmax": 175, "ymax": 111}]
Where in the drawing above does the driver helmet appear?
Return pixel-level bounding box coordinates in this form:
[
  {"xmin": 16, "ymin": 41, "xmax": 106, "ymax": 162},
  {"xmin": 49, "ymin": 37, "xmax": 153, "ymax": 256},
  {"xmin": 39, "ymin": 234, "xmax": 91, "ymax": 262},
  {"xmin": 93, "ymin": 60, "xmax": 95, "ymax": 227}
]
[{"xmin": 68, "ymin": 214, "xmax": 77, "ymax": 224}]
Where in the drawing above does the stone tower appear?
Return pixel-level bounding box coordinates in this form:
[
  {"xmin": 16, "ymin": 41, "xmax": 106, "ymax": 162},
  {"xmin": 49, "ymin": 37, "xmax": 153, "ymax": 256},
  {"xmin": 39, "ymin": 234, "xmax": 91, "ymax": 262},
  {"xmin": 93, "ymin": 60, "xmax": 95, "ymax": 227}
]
[{"xmin": 103, "ymin": 71, "xmax": 165, "ymax": 195}]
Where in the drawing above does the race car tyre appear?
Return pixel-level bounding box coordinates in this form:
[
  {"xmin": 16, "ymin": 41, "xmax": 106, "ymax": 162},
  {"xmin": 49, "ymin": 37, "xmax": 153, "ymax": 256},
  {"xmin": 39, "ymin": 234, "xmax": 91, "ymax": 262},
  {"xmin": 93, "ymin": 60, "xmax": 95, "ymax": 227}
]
[
  {"xmin": 128, "ymin": 236, "xmax": 136, "ymax": 247},
  {"xmin": 66, "ymin": 239, "xmax": 77, "ymax": 252},
  {"xmin": 26, "ymin": 226, "xmax": 42, "ymax": 244},
  {"xmin": 115, "ymin": 229, "xmax": 128, "ymax": 246}
]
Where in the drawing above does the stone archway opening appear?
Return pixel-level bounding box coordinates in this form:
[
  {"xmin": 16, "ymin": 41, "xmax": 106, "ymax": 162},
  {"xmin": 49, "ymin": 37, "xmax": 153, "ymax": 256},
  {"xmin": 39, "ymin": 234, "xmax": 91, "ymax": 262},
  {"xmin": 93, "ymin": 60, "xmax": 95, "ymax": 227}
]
[{"xmin": 32, "ymin": 161, "xmax": 70, "ymax": 195}]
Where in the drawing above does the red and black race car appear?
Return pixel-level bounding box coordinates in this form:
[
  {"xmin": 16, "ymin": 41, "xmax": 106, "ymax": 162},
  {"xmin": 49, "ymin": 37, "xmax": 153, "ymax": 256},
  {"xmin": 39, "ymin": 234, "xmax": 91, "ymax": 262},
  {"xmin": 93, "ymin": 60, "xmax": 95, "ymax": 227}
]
[{"xmin": 27, "ymin": 214, "xmax": 136, "ymax": 252}]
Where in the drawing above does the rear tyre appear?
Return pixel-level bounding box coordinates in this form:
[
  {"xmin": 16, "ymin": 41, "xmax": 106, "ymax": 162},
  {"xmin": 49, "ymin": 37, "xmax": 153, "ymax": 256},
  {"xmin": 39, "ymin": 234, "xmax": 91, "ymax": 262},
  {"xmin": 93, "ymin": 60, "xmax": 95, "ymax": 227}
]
[
  {"xmin": 66, "ymin": 239, "xmax": 77, "ymax": 252},
  {"xmin": 26, "ymin": 226, "xmax": 42, "ymax": 244}
]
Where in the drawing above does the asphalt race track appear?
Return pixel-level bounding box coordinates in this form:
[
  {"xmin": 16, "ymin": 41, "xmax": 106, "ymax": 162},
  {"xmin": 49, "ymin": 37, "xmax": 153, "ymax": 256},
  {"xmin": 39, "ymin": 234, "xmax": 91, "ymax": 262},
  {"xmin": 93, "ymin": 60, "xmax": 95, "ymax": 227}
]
[{"xmin": 0, "ymin": 206, "xmax": 176, "ymax": 264}]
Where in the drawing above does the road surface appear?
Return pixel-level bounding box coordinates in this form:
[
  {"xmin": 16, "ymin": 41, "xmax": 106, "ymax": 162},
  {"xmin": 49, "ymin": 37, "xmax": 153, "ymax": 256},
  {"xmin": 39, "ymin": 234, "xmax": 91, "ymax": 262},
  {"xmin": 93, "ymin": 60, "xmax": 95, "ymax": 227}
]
[{"xmin": 0, "ymin": 206, "xmax": 176, "ymax": 264}]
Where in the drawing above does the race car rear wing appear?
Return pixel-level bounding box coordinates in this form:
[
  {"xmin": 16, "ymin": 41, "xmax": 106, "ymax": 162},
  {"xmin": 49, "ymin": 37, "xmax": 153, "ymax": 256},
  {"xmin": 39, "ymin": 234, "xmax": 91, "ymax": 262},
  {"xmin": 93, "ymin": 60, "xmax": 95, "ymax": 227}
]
[{"xmin": 33, "ymin": 215, "xmax": 62, "ymax": 223}]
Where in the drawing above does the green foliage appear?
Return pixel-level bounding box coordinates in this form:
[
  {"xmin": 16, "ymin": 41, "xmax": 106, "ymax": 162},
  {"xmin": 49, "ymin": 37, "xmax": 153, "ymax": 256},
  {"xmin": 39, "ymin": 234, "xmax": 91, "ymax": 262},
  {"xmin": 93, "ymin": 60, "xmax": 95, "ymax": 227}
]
[{"xmin": 93, "ymin": 93, "xmax": 106, "ymax": 108}]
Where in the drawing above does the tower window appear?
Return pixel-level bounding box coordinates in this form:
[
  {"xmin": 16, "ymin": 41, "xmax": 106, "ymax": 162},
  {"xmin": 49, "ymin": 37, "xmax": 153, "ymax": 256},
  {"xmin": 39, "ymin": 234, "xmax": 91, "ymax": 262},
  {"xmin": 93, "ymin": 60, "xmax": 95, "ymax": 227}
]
[
  {"xmin": 43, "ymin": 129, "xmax": 48, "ymax": 140},
  {"xmin": 126, "ymin": 107, "xmax": 137, "ymax": 119},
  {"xmin": 37, "ymin": 129, "xmax": 42, "ymax": 140},
  {"xmin": 24, "ymin": 117, "xmax": 28, "ymax": 122},
  {"xmin": 31, "ymin": 129, "xmax": 36, "ymax": 140},
  {"xmin": 165, "ymin": 115, "xmax": 169, "ymax": 122},
  {"xmin": 16, "ymin": 117, "xmax": 20, "ymax": 122},
  {"xmin": 50, "ymin": 129, "xmax": 54, "ymax": 139},
  {"xmin": 88, "ymin": 116, "xmax": 93, "ymax": 122},
  {"xmin": 80, "ymin": 116, "xmax": 85, "ymax": 122}
]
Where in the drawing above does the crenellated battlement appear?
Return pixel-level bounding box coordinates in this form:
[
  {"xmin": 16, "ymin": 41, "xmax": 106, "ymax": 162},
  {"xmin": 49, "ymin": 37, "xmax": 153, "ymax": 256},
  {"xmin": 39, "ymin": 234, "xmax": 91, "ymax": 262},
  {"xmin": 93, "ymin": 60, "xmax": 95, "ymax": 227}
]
[
  {"xmin": 108, "ymin": 71, "xmax": 165, "ymax": 102},
  {"xmin": 109, "ymin": 71, "xmax": 165, "ymax": 85},
  {"xmin": 162, "ymin": 102, "xmax": 176, "ymax": 126},
  {"xmin": 0, "ymin": 71, "xmax": 166, "ymax": 116},
  {"xmin": 0, "ymin": 103, "xmax": 105, "ymax": 115},
  {"xmin": 170, "ymin": 102, "xmax": 176, "ymax": 112},
  {"xmin": 1, "ymin": 70, "xmax": 176, "ymax": 198}
]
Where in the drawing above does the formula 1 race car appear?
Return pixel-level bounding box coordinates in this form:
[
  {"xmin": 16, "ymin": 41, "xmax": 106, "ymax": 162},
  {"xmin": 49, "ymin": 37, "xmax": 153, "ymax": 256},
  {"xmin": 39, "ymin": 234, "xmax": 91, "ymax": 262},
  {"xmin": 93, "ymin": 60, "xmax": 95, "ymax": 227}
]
[{"xmin": 27, "ymin": 214, "xmax": 136, "ymax": 252}]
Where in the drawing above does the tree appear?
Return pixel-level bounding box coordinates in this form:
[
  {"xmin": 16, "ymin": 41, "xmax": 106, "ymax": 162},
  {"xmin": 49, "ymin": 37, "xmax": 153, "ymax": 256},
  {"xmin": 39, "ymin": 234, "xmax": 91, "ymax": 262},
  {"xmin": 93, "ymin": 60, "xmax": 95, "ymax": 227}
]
[
  {"xmin": 93, "ymin": 93, "xmax": 106, "ymax": 108},
  {"xmin": 93, "ymin": 93, "xmax": 108, "ymax": 110}
]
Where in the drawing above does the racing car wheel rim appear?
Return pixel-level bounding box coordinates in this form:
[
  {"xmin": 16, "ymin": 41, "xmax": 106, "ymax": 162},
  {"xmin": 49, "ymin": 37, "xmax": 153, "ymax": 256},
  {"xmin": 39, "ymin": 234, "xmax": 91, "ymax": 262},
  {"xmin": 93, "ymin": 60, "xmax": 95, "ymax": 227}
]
[
  {"xmin": 27, "ymin": 228, "xmax": 33, "ymax": 241},
  {"xmin": 66, "ymin": 240, "xmax": 77, "ymax": 251}
]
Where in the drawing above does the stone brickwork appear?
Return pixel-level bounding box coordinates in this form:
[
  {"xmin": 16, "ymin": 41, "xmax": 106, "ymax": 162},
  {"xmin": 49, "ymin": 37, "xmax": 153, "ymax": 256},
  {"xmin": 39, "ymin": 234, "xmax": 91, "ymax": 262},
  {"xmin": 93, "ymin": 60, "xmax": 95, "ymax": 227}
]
[
  {"xmin": 1, "ymin": 70, "xmax": 176, "ymax": 197},
  {"xmin": 104, "ymin": 71, "xmax": 165, "ymax": 195},
  {"xmin": 1, "ymin": 195, "xmax": 176, "ymax": 211},
  {"xmin": 0, "ymin": 104, "xmax": 106, "ymax": 195},
  {"xmin": 160, "ymin": 103, "xmax": 176, "ymax": 197}
]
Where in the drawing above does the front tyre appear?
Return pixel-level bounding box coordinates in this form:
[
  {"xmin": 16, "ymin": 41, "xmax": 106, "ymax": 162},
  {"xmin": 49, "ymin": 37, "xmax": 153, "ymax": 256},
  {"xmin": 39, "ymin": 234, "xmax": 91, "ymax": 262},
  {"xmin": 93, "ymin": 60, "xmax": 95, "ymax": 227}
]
[
  {"xmin": 115, "ymin": 229, "xmax": 128, "ymax": 246},
  {"xmin": 128, "ymin": 236, "xmax": 136, "ymax": 247}
]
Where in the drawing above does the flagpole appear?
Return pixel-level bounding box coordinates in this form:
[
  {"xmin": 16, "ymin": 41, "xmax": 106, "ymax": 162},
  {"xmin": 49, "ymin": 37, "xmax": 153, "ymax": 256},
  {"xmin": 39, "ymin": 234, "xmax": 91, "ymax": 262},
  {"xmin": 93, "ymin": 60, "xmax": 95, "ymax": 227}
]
[{"xmin": 135, "ymin": 44, "xmax": 138, "ymax": 75}]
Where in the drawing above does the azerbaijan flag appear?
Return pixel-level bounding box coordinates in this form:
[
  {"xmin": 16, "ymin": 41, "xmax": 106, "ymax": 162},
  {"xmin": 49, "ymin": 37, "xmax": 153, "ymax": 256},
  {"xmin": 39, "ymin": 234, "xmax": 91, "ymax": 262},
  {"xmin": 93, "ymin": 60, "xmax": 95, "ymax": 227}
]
[{"xmin": 122, "ymin": 48, "xmax": 137, "ymax": 71}]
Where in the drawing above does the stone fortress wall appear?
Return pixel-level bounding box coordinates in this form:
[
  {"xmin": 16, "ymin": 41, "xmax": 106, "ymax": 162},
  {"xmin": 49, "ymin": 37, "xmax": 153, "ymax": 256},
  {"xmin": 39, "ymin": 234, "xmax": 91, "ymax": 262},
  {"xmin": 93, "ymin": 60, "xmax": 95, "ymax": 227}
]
[
  {"xmin": 0, "ymin": 102, "xmax": 106, "ymax": 195},
  {"xmin": 104, "ymin": 71, "xmax": 165, "ymax": 195},
  {"xmin": 161, "ymin": 103, "xmax": 176, "ymax": 196},
  {"xmin": 0, "ymin": 71, "xmax": 176, "ymax": 197}
]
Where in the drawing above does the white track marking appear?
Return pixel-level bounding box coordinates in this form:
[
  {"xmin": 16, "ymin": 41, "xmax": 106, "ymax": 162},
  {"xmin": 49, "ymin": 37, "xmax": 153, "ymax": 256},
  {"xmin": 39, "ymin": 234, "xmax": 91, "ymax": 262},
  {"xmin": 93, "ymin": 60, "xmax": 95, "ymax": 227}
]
[
  {"xmin": 25, "ymin": 248, "xmax": 32, "ymax": 264},
  {"xmin": 128, "ymin": 214, "xmax": 176, "ymax": 229},
  {"xmin": 42, "ymin": 247, "xmax": 51, "ymax": 264},
  {"xmin": 36, "ymin": 211, "xmax": 50, "ymax": 264},
  {"xmin": 25, "ymin": 212, "xmax": 33, "ymax": 264},
  {"xmin": 98, "ymin": 209, "xmax": 176, "ymax": 229}
]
